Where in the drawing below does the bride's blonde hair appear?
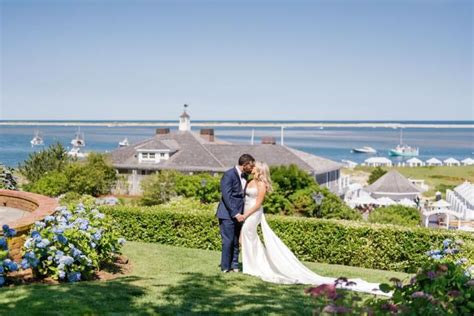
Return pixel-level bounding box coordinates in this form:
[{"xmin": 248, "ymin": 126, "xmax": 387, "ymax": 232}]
[{"xmin": 253, "ymin": 161, "xmax": 273, "ymax": 193}]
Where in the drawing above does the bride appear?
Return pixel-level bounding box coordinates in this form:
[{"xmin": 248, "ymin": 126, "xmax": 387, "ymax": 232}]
[{"xmin": 240, "ymin": 161, "xmax": 388, "ymax": 296}]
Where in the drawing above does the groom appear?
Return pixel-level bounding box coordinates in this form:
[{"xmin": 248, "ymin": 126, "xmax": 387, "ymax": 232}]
[{"xmin": 216, "ymin": 154, "xmax": 255, "ymax": 272}]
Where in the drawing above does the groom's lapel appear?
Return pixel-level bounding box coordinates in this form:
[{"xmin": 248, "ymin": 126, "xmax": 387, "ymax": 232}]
[{"xmin": 233, "ymin": 167, "xmax": 243, "ymax": 192}]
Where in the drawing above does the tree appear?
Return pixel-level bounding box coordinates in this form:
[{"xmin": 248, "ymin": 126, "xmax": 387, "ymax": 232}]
[
  {"xmin": 270, "ymin": 164, "xmax": 317, "ymax": 197},
  {"xmin": 18, "ymin": 143, "xmax": 71, "ymax": 184},
  {"xmin": 368, "ymin": 166, "xmax": 387, "ymax": 184},
  {"xmin": 140, "ymin": 170, "xmax": 179, "ymax": 205}
]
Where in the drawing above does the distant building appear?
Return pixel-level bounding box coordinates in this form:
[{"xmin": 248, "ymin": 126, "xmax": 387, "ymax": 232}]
[
  {"xmin": 364, "ymin": 170, "xmax": 423, "ymax": 201},
  {"xmin": 110, "ymin": 107, "xmax": 345, "ymax": 195}
]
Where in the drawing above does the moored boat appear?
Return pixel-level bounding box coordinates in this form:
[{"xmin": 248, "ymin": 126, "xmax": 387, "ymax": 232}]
[
  {"xmin": 352, "ymin": 146, "xmax": 377, "ymax": 154},
  {"xmin": 30, "ymin": 130, "xmax": 44, "ymax": 147}
]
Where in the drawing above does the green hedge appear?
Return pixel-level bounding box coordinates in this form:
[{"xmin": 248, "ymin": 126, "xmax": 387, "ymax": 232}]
[{"xmin": 101, "ymin": 203, "xmax": 474, "ymax": 273}]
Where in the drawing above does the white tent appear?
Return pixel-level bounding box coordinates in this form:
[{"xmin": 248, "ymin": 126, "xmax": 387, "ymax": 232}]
[
  {"xmin": 406, "ymin": 157, "xmax": 423, "ymax": 167},
  {"xmin": 341, "ymin": 160, "xmax": 358, "ymax": 169},
  {"xmin": 425, "ymin": 157, "xmax": 443, "ymax": 166},
  {"xmin": 376, "ymin": 197, "xmax": 396, "ymax": 206},
  {"xmin": 399, "ymin": 198, "xmax": 417, "ymax": 207},
  {"xmin": 351, "ymin": 195, "xmax": 378, "ymax": 206},
  {"xmin": 364, "ymin": 157, "xmax": 393, "ymax": 167},
  {"xmin": 443, "ymin": 157, "xmax": 460, "ymax": 166},
  {"xmin": 461, "ymin": 158, "xmax": 474, "ymax": 166}
]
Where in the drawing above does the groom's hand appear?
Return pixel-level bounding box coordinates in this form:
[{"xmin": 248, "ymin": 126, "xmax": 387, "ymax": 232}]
[{"xmin": 235, "ymin": 214, "xmax": 245, "ymax": 222}]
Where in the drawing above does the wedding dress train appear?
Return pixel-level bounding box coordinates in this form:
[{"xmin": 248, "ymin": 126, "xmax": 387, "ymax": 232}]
[{"xmin": 241, "ymin": 187, "xmax": 389, "ymax": 296}]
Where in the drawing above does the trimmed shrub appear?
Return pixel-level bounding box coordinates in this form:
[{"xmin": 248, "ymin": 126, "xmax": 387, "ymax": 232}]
[
  {"xmin": 270, "ymin": 164, "xmax": 317, "ymax": 197},
  {"xmin": 140, "ymin": 170, "xmax": 179, "ymax": 205},
  {"xmin": 100, "ymin": 203, "xmax": 474, "ymax": 273},
  {"xmin": 369, "ymin": 205, "xmax": 421, "ymax": 227}
]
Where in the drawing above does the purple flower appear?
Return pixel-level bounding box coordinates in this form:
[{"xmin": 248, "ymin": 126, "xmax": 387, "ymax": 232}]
[
  {"xmin": 427, "ymin": 271, "xmax": 437, "ymax": 280},
  {"xmin": 411, "ymin": 291, "xmax": 425, "ymax": 298}
]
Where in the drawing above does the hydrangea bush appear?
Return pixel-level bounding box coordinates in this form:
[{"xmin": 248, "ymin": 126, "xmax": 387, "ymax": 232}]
[
  {"xmin": 307, "ymin": 239, "xmax": 474, "ymax": 315},
  {"xmin": 22, "ymin": 204, "xmax": 125, "ymax": 282},
  {"xmin": 0, "ymin": 225, "xmax": 19, "ymax": 286}
]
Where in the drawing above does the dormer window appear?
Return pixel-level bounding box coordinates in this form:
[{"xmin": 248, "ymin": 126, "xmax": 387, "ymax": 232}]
[{"xmin": 137, "ymin": 149, "xmax": 170, "ymax": 163}]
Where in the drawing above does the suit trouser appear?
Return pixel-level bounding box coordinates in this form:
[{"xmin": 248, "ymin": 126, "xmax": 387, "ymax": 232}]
[{"xmin": 219, "ymin": 218, "xmax": 242, "ymax": 271}]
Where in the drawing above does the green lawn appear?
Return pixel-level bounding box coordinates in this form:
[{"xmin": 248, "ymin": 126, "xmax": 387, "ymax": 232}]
[
  {"xmin": 0, "ymin": 242, "xmax": 409, "ymax": 315},
  {"xmin": 347, "ymin": 165, "xmax": 474, "ymax": 197}
]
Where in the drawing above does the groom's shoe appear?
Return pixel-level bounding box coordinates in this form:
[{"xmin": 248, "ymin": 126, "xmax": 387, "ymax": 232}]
[{"xmin": 221, "ymin": 269, "xmax": 230, "ymax": 273}]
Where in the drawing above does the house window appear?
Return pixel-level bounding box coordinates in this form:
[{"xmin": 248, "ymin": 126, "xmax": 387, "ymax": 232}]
[
  {"xmin": 142, "ymin": 153, "xmax": 149, "ymax": 159},
  {"xmin": 160, "ymin": 153, "xmax": 165, "ymax": 157},
  {"xmin": 149, "ymin": 153, "xmax": 155, "ymax": 159}
]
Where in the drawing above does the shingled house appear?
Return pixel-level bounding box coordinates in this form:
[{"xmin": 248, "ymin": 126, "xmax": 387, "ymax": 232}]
[{"xmin": 110, "ymin": 109, "xmax": 346, "ymax": 195}]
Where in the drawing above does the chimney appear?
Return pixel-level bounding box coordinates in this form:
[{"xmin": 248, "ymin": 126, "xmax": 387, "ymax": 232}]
[
  {"xmin": 261, "ymin": 136, "xmax": 276, "ymax": 145},
  {"xmin": 156, "ymin": 128, "xmax": 170, "ymax": 135},
  {"xmin": 200, "ymin": 128, "xmax": 215, "ymax": 142}
]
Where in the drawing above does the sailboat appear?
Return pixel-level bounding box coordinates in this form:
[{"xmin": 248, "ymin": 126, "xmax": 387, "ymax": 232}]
[
  {"xmin": 389, "ymin": 128, "xmax": 419, "ymax": 157},
  {"xmin": 118, "ymin": 137, "xmax": 129, "ymax": 147},
  {"xmin": 71, "ymin": 127, "xmax": 85, "ymax": 147},
  {"xmin": 30, "ymin": 130, "xmax": 44, "ymax": 147}
]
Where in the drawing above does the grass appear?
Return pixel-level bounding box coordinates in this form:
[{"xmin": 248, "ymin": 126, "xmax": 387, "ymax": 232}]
[
  {"xmin": 346, "ymin": 165, "xmax": 474, "ymax": 197},
  {"xmin": 0, "ymin": 242, "xmax": 409, "ymax": 315}
]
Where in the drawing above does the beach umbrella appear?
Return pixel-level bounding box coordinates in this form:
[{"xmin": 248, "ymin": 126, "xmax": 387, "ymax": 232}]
[
  {"xmin": 376, "ymin": 197, "xmax": 396, "ymax": 206},
  {"xmin": 399, "ymin": 198, "xmax": 417, "ymax": 207}
]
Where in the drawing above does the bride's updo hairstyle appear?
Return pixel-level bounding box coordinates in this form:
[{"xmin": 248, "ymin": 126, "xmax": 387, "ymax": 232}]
[{"xmin": 253, "ymin": 161, "xmax": 273, "ymax": 193}]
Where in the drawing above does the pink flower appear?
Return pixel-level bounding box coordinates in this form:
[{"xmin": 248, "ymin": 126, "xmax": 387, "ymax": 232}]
[
  {"xmin": 306, "ymin": 283, "xmax": 337, "ymax": 299},
  {"xmin": 447, "ymin": 290, "xmax": 461, "ymax": 297}
]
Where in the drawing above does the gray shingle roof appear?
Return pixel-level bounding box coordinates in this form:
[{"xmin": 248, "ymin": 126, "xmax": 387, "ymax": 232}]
[
  {"xmin": 365, "ymin": 170, "xmax": 422, "ymax": 199},
  {"xmin": 110, "ymin": 131, "xmax": 342, "ymax": 175}
]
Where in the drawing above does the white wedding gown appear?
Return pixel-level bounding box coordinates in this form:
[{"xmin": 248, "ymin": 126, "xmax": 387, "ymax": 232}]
[{"xmin": 241, "ymin": 187, "xmax": 390, "ymax": 296}]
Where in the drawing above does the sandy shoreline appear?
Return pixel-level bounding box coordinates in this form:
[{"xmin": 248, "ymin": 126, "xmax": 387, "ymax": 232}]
[{"xmin": 0, "ymin": 121, "xmax": 473, "ymax": 129}]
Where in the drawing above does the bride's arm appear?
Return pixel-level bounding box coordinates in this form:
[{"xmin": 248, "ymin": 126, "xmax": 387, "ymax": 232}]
[{"xmin": 243, "ymin": 181, "xmax": 267, "ymax": 220}]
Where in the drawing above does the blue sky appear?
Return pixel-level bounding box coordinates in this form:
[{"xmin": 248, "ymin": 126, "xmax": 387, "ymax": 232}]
[{"xmin": 1, "ymin": 0, "xmax": 472, "ymax": 121}]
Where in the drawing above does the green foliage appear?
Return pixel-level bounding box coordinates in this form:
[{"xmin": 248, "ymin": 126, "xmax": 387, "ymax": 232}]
[
  {"xmin": 308, "ymin": 239, "xmax": 474, "ymax": 315},
  {"xmin": 175, "ymin": 173, "xmax": 220, "ymax": 203},
  {"xmin": 140, "ymin": 170, "xmax": 179, "ymax": 205},
  {"xmin": 0, "ymin": 225, "xmax": 19, "ymax": 287},
  {"xmin": 369, "ymin": 205, "xmax": 421, "ymax": 227},
  {"xmin": 263, "ymin": 186, "xmax": 293, "ymax": 215},
  {"xmin": 270, "ymin": 164, "xmax": 317, "ymax": 197},
  {"xmin": 59, "ymin": 192, "xmax": 97, "ymax": 209},
  {"xmin": 0, "ymin": 164, "xmax": 17, "ymax": 190},
  {"xmin": 18, "ymin": 142, "xmax": 71, "ymax": 184},
  {"xmin": 368, "ymin": 166, "xmax": 387, "ymax": 184},
  {"xmin": 100, "ymin": 202, "xmax": 474, "ymax": 273},
  {"xmin": 22, "ymin": 205, "xmax": 125, "ymax": 282},
  {"xmin": 29, "ymin": 171, "xmax": 69, "ymax": 196},
  {"xmin": 27, "ymin": 153, "xmax": 117, "ymax": 197}
]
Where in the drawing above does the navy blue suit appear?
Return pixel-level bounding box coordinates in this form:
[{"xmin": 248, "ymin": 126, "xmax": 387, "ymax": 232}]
[{"xmin": 216, "ymin": 167, "xmax": 245, "ymax": 271}]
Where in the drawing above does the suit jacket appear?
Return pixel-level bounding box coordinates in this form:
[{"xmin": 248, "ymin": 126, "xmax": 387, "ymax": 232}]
[{"xmin": 216, "ymin": 167, "xmax": 246, "ymax": 219}]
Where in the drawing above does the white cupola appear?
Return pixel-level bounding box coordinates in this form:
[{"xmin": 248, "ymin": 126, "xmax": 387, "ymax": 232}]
[{"xmin": 179, "ymin": 104, "xmax": 191, "ymax": 132}]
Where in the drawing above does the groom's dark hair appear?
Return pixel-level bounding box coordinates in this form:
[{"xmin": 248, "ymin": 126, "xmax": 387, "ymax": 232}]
[{"xmin": 238, "ymin": 154, "xmax": 255, "ymax": 166}]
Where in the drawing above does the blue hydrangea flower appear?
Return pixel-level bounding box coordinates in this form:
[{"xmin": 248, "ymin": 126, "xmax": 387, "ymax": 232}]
[
  {"xmin": 20, "ymin": 259, "xmax": 30, "ymax": 270},
  {"xmin": 431, "ymin": 254, "xmax": 443, "ymax": 260},
  {"xmin": 93, "ymin": 231, "xmax": 102, "ymax": 241},
  {"xmin": 0, "ymin": 276, "xmax": 5, "ymax": 286},
  {"xmin": 36, "ymin": 239, "xmax": 51, "ymax": 249},
  {"xmin": 59, "ymin": 255, "xmax": 74, "ymax": 266},
  {"xmin": 44, "ymin": 215, "xmax": 55, "ymax": 223},
  {"xmin": 31, "ymin": 231, "xmax": 41, "ymax": 239},
  {"xmin": 0, "ymin": 238, "xmax": 8, "ymax": 250},
  {"xmin": 2, "ymin": 224, "xmax": 9, "ymax": 231},
  {"xmin": 52, "ymin": 227, "xmax": 64, "ymax": 234},
  {"xmin": 0, "ymin": 266, "xmax": 4, "ymax": 274},
  {"xmin": 57, "ymin": 234, "xmax": 68, "ymax": 245},
  {"xmin": 443, "ymin": 239, "xmax": 452, "ymax": 248},
  {"xmin": 118, "ymin": 238, "xmax": 126, "ymax": 245},
  {"xmin": 35, "ymin": 221, "xmax": 46, "ymax": 228},
  {"xmin": 90, "ymin": 242, "xmax": 96, "ymax": 249},
  {"xmin": 71, "ymin": 248, "xmax": 82, "ymax": 258},
  {"xmin": 59, "ymin": 270, "xmax": 66, "ymax": 279},
  {"xmin": 67, "ymin": 271, "xmax": 81, "ymax": 283},
  {"xmin": 4, "ymin": 227, "xmax": 16, "ymax": 238}
]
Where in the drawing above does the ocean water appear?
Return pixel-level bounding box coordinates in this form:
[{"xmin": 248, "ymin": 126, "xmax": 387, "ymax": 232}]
[{"xmin": 0, "ymin": 121, "xmax": 473, "ymax": 167}]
